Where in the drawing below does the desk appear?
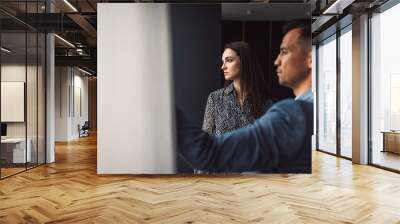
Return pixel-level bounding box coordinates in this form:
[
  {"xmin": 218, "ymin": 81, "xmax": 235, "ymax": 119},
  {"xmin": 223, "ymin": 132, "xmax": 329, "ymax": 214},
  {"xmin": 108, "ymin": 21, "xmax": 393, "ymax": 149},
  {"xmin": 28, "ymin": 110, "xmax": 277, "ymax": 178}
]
[
  {"xmin": 381, "ymin": 131, "xmax": 400, "ymax": 154},
  {"xmin": 1, "ymin": 138, "xmax": 31, "ymax": 163}
]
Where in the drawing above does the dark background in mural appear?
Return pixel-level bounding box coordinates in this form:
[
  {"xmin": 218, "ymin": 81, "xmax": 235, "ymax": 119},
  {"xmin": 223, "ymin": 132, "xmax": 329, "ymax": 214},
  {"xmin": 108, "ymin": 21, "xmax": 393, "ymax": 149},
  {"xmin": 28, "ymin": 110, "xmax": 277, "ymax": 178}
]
[
  {"xmin": 221, "ymin": 20, "xmax": 294, "ymax": 100},
  {"xmin": 171, "ymin": 4, "xmax": 297, "ymax": 172},
  {"xmin": 170, "ymin": 4, "xmax": 222, "ymax": 172}
]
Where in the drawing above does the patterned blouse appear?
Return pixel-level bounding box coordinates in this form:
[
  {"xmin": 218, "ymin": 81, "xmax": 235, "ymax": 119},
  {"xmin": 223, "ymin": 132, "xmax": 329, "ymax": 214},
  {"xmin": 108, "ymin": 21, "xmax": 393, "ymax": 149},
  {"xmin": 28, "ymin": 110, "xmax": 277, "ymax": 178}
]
[{"xmin": 202, "ymin": 83, "xmax": 274, "ymax": 136}]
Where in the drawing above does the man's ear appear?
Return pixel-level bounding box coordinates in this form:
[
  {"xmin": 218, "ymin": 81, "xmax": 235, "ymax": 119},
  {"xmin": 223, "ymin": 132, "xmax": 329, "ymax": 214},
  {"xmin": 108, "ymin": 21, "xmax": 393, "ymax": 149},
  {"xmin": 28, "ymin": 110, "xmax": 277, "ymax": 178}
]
[{"xmin": 307, "ymin": 51, "xmax": 312, "ymax": 70}]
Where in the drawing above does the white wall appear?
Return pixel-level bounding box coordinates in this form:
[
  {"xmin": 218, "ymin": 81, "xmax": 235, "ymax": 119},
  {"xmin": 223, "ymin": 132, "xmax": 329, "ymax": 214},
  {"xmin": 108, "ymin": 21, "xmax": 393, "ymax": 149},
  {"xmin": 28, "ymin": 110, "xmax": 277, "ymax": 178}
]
[
  {"xmin": 97, "ymin": 3, "xmax": 176, "ymax": 174},
  {"xmin": 72, "ymin": 72, "xmax": 89, "ymax": 138},
  {"xmin": 55, "ymin": 67, "xmax": 89, "ymax": 141},
  {"xmin": 55, "ymin": 67, "xmax": 69, "ymax": 141}
]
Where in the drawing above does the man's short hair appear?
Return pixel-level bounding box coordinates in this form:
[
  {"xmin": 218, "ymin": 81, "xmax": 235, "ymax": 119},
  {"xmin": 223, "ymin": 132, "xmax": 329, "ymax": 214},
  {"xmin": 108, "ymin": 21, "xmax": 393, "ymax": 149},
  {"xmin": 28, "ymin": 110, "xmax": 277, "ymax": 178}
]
[{"xmin": 282, "ymin": 20, "xmax": 311, "ymax": 52}]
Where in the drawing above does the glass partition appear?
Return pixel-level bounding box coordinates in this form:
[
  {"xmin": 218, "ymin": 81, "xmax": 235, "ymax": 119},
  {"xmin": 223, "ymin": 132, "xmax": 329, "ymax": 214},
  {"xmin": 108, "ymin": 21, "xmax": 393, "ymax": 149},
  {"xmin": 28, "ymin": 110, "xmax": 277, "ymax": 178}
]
[
  {"xmin": 1, "ymin": 31, "xmax": 28, "ymax": 177},
  {"xmin": 27, "ymin": 31, "xmax": 38, "ymax": 169},
  {"xmin": 339, "ymin": 27, "xmax": 352, "ymax": 158},
  {"xmin": 317, "ymin": 35, "xmax": 337, "ymax": 154},
  {"xmin": 0, "ymin": 1, "xmax": 46, "ymax": 179},
  {"xmin": 38, "ymin": 0, "xmax": 46, "ymax": 165},
  {"xmin": 38, "ymin": 32, "xmax": 45, "ymax": 165}
]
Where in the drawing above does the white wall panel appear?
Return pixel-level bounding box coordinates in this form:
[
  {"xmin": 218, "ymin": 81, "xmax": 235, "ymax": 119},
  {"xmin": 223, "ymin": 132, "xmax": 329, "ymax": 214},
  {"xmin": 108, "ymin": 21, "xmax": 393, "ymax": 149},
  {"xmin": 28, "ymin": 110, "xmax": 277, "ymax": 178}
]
[
  {"xmin": 97, "ymin": 3, "xmax": 176, "ymax": 174},
  {"xmin": 1, "ymin": 82, "xmax": 24, "ymax": 122}
]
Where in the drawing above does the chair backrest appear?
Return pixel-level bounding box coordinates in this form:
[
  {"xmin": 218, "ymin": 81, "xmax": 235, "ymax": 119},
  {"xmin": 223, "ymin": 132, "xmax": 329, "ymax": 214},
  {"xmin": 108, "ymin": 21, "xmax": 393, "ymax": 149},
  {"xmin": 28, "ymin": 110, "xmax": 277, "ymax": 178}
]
[{"xmin": 82, "ymin": 121, "xmax": 90, "ymax": 129}]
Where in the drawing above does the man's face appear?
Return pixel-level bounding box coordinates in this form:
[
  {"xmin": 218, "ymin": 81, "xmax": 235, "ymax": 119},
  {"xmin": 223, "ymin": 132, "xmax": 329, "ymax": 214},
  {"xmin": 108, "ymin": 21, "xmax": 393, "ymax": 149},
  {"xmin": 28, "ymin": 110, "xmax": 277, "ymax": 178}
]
[{"xmin": 274, "ymin": 28, "xmax": 311, "ymax": 89}]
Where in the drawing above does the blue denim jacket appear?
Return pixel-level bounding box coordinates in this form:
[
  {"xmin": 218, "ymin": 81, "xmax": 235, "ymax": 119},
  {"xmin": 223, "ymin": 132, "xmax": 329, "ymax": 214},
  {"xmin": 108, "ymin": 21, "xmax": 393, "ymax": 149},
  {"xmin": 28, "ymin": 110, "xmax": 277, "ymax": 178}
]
[{"xmin": 177, "ymin": 90, "xmax": 313, "ymax": 173}]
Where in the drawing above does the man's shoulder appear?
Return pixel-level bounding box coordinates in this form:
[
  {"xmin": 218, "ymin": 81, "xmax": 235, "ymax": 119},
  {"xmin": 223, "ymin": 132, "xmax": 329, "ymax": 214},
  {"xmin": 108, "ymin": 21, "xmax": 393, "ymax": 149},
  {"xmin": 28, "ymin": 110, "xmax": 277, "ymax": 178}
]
[
  {"xmin": 267, "ymin": 98, "xmax": 313, "ymax": 116},
  {"xmin": 273, "ymin": 98, "xmax": 313, "ymax": 107},
  {"xmin": 270, "ymin": 98, "xmax": 297, "ymax": 108}
]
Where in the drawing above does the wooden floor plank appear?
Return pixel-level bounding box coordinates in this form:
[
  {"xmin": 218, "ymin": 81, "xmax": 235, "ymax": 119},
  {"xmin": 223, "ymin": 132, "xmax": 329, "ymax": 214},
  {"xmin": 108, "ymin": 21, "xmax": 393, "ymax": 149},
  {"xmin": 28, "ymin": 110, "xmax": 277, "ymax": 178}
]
[{"xmin": 0, "ymin": 134, "xmax": 400, "ymax": 223}]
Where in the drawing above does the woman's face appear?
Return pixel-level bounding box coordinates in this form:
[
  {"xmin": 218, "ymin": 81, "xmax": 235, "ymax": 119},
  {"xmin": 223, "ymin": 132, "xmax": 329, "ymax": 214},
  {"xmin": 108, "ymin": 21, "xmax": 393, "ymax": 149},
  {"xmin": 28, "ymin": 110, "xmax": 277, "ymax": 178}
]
[{"xmin": 221, "ymin": 48, "xmax": 241, "ymax": 81}]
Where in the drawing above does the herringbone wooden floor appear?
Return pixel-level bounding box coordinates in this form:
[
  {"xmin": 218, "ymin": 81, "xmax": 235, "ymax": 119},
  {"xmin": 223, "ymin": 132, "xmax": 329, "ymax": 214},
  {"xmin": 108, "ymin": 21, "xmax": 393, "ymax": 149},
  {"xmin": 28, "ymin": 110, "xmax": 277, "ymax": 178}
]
[{"xmin": 1, "ymin": 134, "xmax": 400, "ymax": 223}]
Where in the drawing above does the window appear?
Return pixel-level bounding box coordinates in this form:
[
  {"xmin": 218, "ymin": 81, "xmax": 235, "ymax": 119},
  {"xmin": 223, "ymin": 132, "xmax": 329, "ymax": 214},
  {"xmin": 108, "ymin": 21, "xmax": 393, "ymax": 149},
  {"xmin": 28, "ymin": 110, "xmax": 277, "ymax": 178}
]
[
  {"xmin": 317, "ymin": 35, "xmax": 337, "ymax": 154},
  {"xmin": 370, "ymin": 2, "xmax": 400, "ymax": 171},
  {"xmin": 339, "ymin": 27, "xmax": 352, "ymax": 158}
]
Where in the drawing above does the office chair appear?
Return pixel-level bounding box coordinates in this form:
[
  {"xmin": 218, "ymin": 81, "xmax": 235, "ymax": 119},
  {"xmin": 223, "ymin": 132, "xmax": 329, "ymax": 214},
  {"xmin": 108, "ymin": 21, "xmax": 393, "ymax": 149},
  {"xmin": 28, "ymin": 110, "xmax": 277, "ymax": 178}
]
[{"xmin": 79, "ymin": 121, "xmax": 90, "ymax": 138}]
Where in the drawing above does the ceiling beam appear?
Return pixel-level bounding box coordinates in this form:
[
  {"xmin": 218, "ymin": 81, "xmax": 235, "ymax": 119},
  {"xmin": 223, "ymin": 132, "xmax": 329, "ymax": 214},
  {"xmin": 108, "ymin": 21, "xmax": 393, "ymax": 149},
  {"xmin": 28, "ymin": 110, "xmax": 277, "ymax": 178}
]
[
  {"xmin": 55, "ymin": 55, "xmax": 96, "ymax": 69},
  {"xmin": 67, "ymin": 13, "xmax": 97, "ymax": 45}
]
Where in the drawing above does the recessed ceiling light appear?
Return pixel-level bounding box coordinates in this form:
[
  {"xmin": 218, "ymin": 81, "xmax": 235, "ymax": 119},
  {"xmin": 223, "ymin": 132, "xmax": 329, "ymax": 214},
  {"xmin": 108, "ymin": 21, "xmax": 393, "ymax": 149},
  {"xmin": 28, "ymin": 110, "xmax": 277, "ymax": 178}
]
[
  {"xmin": 78, "ymin": 67, "xmax": 93, "ymax": 76},
  {"xmin": 1, "ymin": 47, "xmax": 11, "ymax": 53},
  {"xmin": 323, "ymin": 0, "xmax": 354, "ymax": 15},
  {"xmin": 63, "ymin": 0, "xmax": 78, "ymax": 12},
  {"xmin": 54, "ymin": 34, "xmax": 75, "ymax": 48}
]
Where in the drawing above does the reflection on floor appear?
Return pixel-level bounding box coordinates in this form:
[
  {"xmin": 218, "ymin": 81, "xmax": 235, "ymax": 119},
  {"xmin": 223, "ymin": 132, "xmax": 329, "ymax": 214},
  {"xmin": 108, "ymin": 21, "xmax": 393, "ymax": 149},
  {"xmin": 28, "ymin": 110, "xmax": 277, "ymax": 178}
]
[
  {"xmin": 372, "ymin": 150, "xmax": 400, "ymax": 171},
  {"xmin": 0, "ymin": 162, "xmax": 42, "ymax": 178},
  {"xmin": 0, "ymin": 167, "xmax": 25, "ymax": 178}
]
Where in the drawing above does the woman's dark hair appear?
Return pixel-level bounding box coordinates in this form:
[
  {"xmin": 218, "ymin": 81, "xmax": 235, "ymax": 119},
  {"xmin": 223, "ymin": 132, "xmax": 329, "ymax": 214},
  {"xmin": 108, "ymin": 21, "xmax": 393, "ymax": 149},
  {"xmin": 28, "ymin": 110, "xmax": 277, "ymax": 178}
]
[{"xmin": 224, "ymin": 41, "xmax": 270, "ymax": 118}]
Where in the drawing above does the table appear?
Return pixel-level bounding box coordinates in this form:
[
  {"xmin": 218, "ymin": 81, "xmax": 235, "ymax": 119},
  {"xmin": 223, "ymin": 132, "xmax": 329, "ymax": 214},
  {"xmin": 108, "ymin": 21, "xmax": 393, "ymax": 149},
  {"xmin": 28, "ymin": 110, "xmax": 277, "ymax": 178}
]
[
  {"xmin": 381, "ymin": 131, "xmax": 400, "ymax": 154},
  {"xmin": 1, "ymin": 138, "xmax": 32, "ymax": 163}
]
